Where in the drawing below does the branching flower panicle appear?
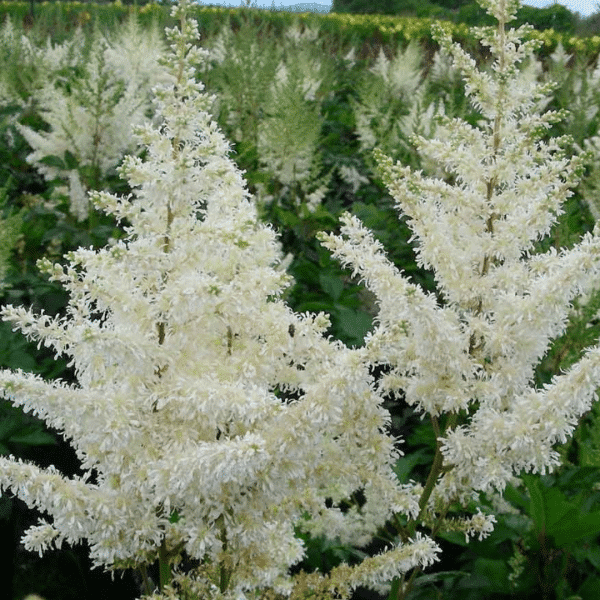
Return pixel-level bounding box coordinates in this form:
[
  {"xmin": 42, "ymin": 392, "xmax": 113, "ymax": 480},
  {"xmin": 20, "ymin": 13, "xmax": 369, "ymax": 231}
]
[
  {"xmin": 320, "ymin": 2, "xmax": 600, "ymax": 595},
  {"xmin": 5, "ymin": 0, "xmax": 600, "ymax": 598},
  {"xmin": 17, "ymin": 15, "xmax": 166, "ymax": 220},
  {"xmin": 0, "ymin": 1, "xmax": 434, "ymax": 597}
]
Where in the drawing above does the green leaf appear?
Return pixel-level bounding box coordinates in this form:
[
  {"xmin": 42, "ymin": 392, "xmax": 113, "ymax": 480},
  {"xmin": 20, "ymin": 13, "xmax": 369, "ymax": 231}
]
[
  {"xmin": 6, "ymin": 348, "xmax": 36, "ymax": 371},
  {"xmin": 296, "ymin": 301, "xmax": 333, "ymax": 313},
  {"xmin": 438, "ymin": 530, "xmax": 469, "ymax": 547},
  {"xmin": 393, "ymin": 448, "xmax": 429, "ymax": 481},
  {"xmin": 558, "ymin": 466, "xmax": 600, "ymax": 492},
  {"xmin": 460, "ymin": 557, "xmax": 509, "ymax": 592},
  {"xmin": 9, "ymin": 429, "xmax": 56, "ymax": 446},
  {"xmin": 572, "ymin": 543, "xmax": 600, "ymax": 570},
  {"xmin": 39, "ymin": 154, "xmax": 67, "ymax": 169},
  {"xmin": 503, "ymin": 482, "xmax": 529, "ymax": 511},
  {"xmin": 577, "ymin": 574, "xmax": 600, "ymax": 599},
  {"xmin": 412, "ymin": 570, "xmax": 470, "ymax": 587},
  {"xmin": 64, "ymin": 149, "xmax": 78, "ymax": 170},
  {"xmin": 334, "ymin": 305, "xmax": 372, "ymax": 345},
  {"xmin": 522, "ymin": 473, "xmax": 600, "ymax": 547},
  {"xmin": 522, "ymin": 474, "xmax": 546, "ymax": 532},
  {"xmin": 550, "ymin": 511, "xmax": 600, "ymax": 546},
  {"xmin": 543, "ymin": 487, "xmax": 577, "ymax": 531},
  {"xmin": 319, "ymin": 272, "xmax": 344, "ymax": 301}
]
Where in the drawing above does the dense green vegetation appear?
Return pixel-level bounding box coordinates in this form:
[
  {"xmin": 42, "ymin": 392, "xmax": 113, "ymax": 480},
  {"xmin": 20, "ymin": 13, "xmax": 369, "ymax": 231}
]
[
  {"xmin": 2, "ymin": 2, "xmax": 600, "ymax": 599},
  {"xmin": 332, "ymin": 0, "xmax": 594, "ymax": 35}
]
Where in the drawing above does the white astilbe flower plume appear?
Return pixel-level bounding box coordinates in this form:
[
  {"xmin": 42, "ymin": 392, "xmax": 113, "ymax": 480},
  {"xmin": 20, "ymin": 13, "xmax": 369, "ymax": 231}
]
[
  {"xmin": 257, "ymin": 56, "xmax": 324, "ymax": 189},
  {"xmin": 320, "ymin": 0, "xmax": 600, "ymax": 558},
  {"xmin": 17, "ymin": 15, "xmax": 166, "ymax": 220},
  {"xmin": 0, "ymin": 1, "xmax": 435, "ymax": 598},
  {"xmin": 350, "ymin": 40, "xmax": 428, "ymax": 164}
]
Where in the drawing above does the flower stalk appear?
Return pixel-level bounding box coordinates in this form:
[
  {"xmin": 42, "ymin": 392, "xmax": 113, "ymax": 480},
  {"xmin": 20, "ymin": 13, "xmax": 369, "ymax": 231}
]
[{"xmin": 320, "ymin": 0, "xmax": 600, "ymax": 595}]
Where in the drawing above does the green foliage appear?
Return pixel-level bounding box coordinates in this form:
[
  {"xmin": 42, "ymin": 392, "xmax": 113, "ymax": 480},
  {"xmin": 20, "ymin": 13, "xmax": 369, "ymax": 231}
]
[
  {"xmin": 455, "ymin": 3, "xmax": 579, "ymax": 34},
  {"xmin": 391, "ymin": 468, "xmax": 600, "ymax": 600},
  {"xmin": 201, "ymin": 12, "xmax": 281, "ymax": 156},
  {"xmin": 0, "ymin": 183, "xmax": 22, "ymax": 288},
  {"xmin": 332, "ymin": 0, "xmax": 401, "ymax": 15},
  {"xmin": 428, "ymin": 0, "xmax": 472, "ymax": 9},
  {"xmin": 0, "ymin": 400, "xmax": 56, "ymax": 456},
  {"xmin": 332, "ymin": 0, "xmax": 582, "ymax": 38},
  {"xmin": 3, "ymin": 4, "xmax": 600, "ymax": 599},
  {"xmin": 514, "ymin": 4, "xmax": 578, "ymax": 35},
  {"xmin": 294, "ymin": 527, "xmax": 368, "ymax": 575},
  {"xmin": 574, "ymin": 401, "xmax": 600, "ymax": 468}
]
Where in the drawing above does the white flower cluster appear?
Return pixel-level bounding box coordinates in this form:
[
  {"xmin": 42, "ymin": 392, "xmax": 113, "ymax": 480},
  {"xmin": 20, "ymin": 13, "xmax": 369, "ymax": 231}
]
[
  {"xmin": 0, "ymin": 1, "xmax": 436, "ymax": 597},
  {"xmin": 16, "ymin": 15, "xmax": 167, "ymax": 220},
  {"xmin": 350, "ymin": 40, "xmax": 450, "ymax": 169},
  {"xmin": 4, "ymin": 0, "xmax": 600, "ymax": 597},
  {"xmin": 320, "ymin": 0, "xmax": 600, "ymax": 526}
]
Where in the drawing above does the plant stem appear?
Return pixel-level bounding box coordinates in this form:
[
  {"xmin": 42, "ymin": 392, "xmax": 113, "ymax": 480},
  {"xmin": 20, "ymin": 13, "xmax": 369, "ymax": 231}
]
[
  {"xmin": 139, "ymin": 564, "xmax": 154, "ymax": 595},
  {"xmin": 412, "ymin": 415, "xmax": 455, "ymax": 532},
  {"xmin": 216, "ymin": 513, "xmax": 232, "ymax": 593},
  {"xmin": 390, "ymin": 413, "xmax": 458, "ymax": 600},
  {"xmin": 159, "ymin": 539, "xmax": 172, "ymax": 590}
]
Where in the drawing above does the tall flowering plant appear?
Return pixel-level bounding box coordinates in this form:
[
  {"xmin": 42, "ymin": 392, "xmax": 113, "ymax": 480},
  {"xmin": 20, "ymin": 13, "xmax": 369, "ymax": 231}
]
[
  {"xmin": 0, "ymin": 1, "xmax": 435, "ymax": 598},
  {"xmin": 3, "ymin": 0, "xmax": 600, "ymax": 598},
  {"xmin": 17, "ymin": 15, "xmax": 166, "ymax": 221},
  {"xmin": 319, "ymin": 0, "xmax": 600, "ymax": 595}
]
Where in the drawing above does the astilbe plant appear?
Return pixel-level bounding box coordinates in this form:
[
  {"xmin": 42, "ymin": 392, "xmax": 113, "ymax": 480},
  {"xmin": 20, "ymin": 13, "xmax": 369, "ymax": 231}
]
[
  {"xmin": 203, "ymin": 20, "xmax": 338, "ymax": 211},
  {"xmin": 17, "ymin": 15, "xmax": 167, "ymax": 221},
  {"xmin": 350, "ymin": 40, "xmax": 453, "ymax": 175},
  {"xmin": 3, "ymin": 0, "xmax": 600, "ymax": 598},
  {"xmin": 350, "ymin": 41, "xmax": 424, "ymax": 157},
  {"xmin": 203, "ymin": 16, "xmax": 280, "ymax": 152},
  {"xmin": 0, "ymin": 2, "xmax": 437, "ymax": 598},
  {"xmin": 255, "ymin": 36, "xmax": 331, "ymax": 212},
  {"xmin": 319, "ymin": 0, "xmax": 600, "ymax": 597}
]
